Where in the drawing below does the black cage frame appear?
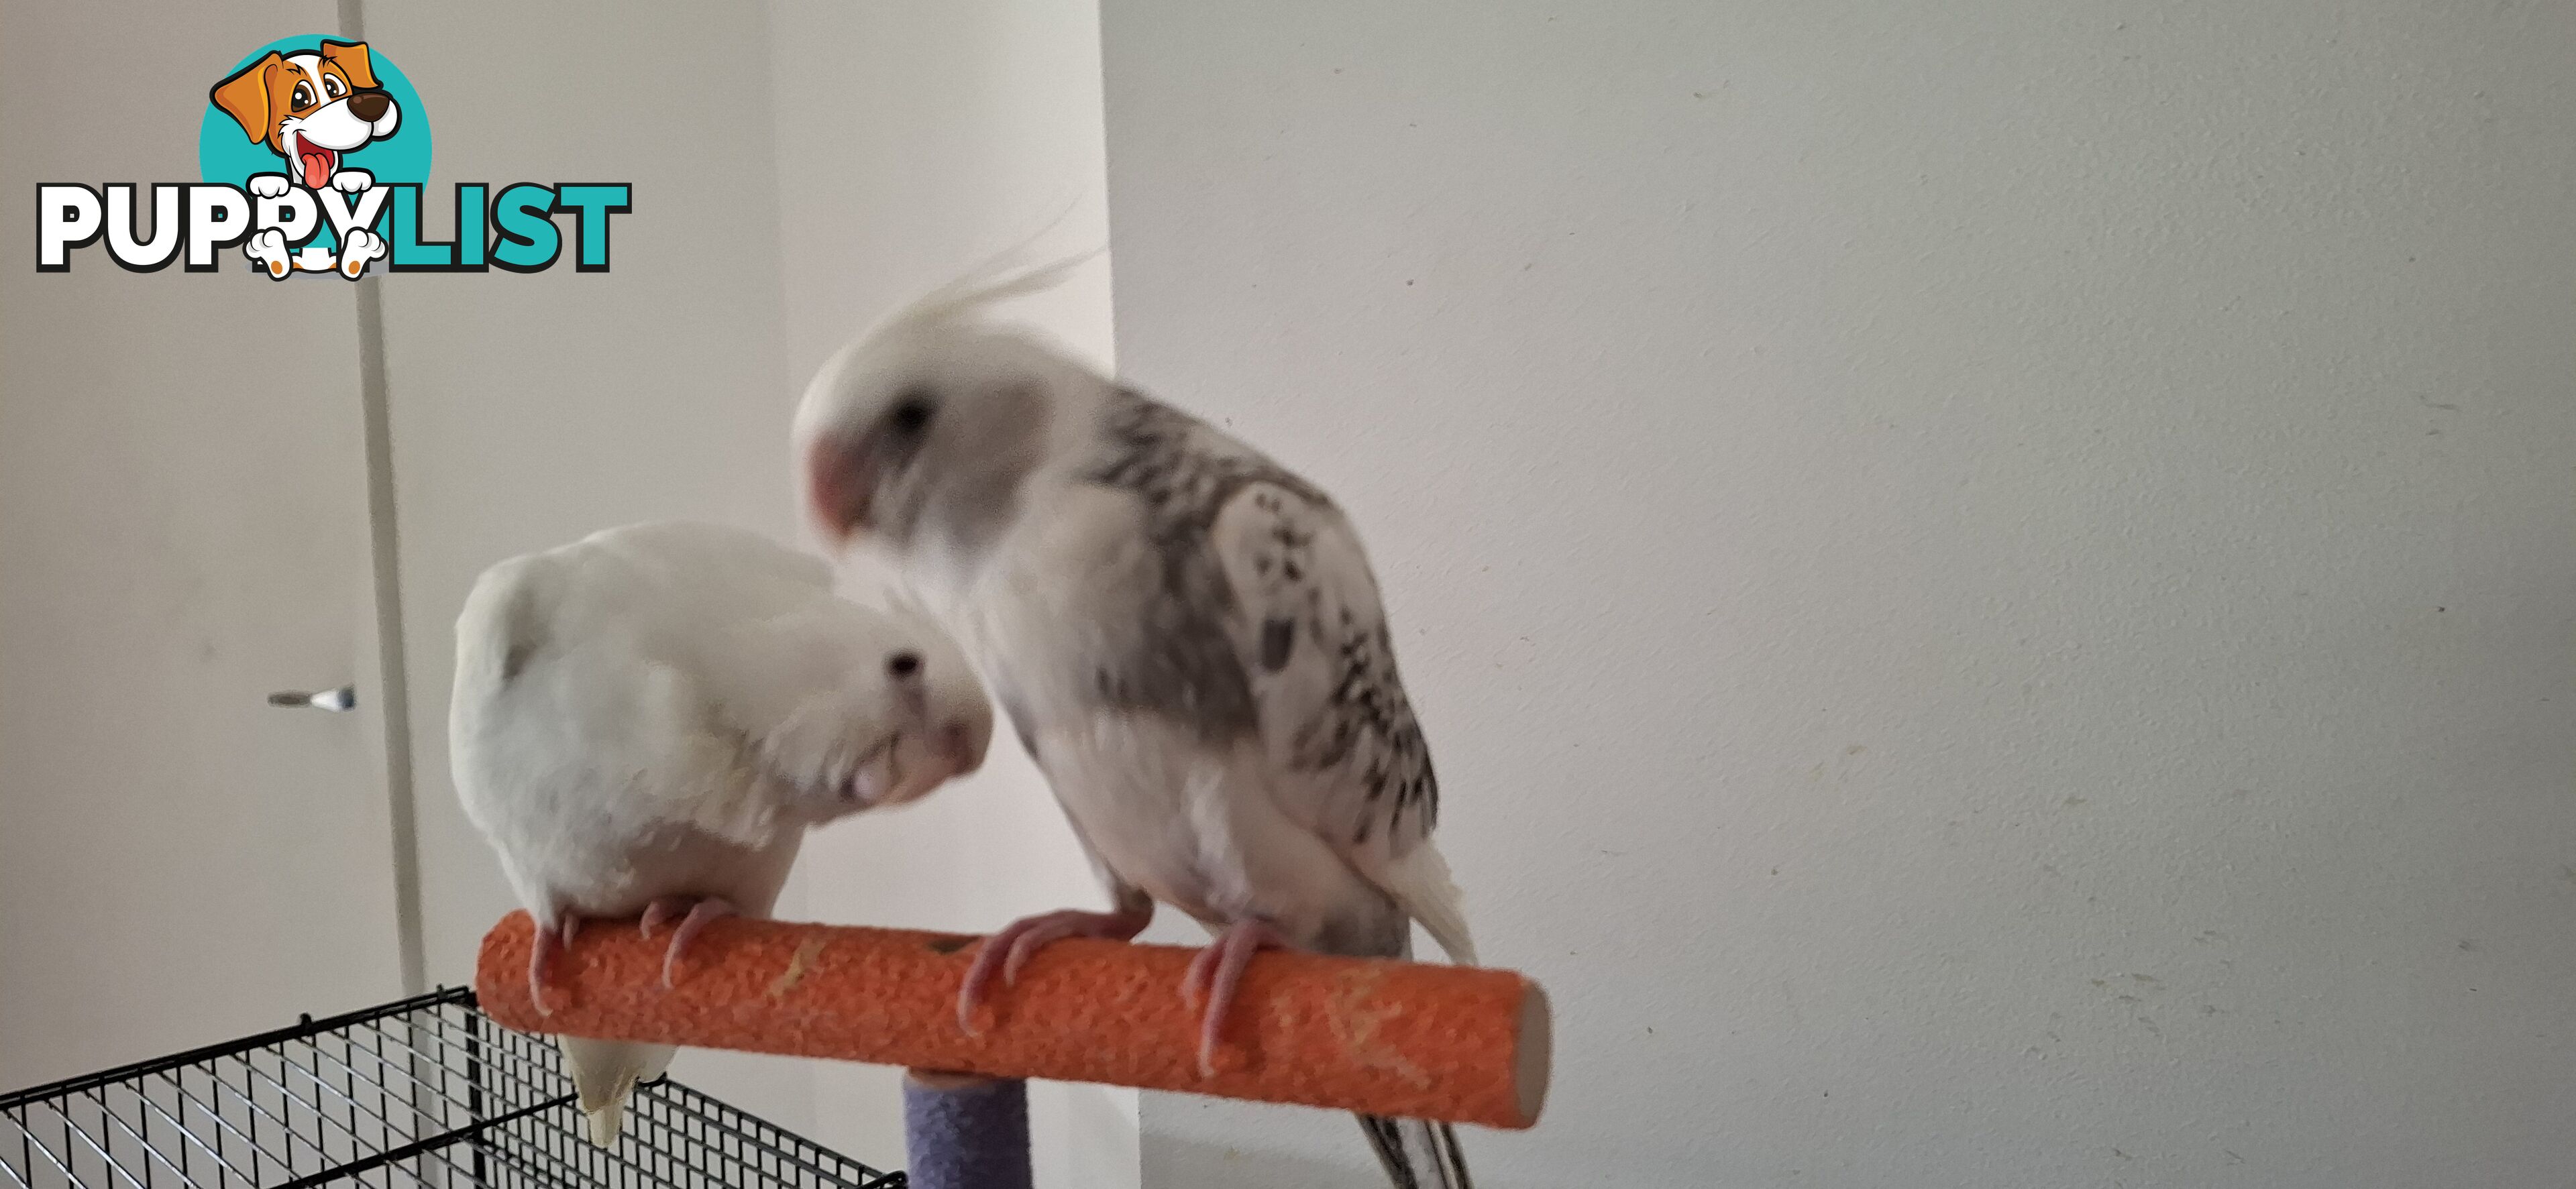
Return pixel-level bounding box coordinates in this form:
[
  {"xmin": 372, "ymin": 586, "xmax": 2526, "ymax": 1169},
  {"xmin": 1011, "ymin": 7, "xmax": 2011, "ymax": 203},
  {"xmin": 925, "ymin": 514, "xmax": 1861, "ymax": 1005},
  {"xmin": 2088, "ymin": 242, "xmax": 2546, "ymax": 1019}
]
[{"xmin": 0, "ymin": 987, "xmax": 902, "ymax": 1188}]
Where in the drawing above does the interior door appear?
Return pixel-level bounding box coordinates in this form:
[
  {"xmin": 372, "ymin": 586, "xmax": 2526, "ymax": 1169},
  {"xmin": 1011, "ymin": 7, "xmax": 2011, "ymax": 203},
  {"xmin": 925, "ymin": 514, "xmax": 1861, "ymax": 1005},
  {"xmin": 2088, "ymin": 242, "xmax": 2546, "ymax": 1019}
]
[{"xmin": 0, "ymin": 1, "xmax": 408, "ymax": 1088}]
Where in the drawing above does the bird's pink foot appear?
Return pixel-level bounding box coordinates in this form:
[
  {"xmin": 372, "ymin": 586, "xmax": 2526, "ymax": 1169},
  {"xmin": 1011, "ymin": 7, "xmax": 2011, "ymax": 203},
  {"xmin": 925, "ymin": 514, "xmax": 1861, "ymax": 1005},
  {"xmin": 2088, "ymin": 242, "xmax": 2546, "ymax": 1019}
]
[
  {"xmin": 639, "ymin": 896, "xmax": 737, "ymax": 988},
  {"xmin": 957, "ymin": 905, "xmax": 1152, "ymax": 1033},
  {"xmin": 1181, "ymin": 920, "xmax": 1289, "ymax": 1078},
  {"xmin": 639, "ymin": 897, "xmax": 690, "ymax": 938},
  {"xmin": 528, "ymin": 913, "xmax": 587, "ymax": 1015}
]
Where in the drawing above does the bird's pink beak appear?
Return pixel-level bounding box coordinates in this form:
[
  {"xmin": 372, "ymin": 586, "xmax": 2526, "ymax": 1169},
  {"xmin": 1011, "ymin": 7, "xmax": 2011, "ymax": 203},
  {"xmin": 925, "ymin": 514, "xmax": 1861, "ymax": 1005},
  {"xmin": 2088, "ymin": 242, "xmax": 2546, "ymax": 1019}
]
[
  {"xmin": 844, "ymin": 720, "xmax": 984, "ymax": 809},
  {"xmin": 804, "ymin": 432, "xmax": 877, "ymax": 544}
]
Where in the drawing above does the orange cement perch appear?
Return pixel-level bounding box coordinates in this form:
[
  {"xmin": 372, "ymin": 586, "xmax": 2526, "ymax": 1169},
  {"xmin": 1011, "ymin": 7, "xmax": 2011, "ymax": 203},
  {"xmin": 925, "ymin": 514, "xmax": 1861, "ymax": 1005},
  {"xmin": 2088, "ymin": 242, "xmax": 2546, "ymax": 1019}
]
[{"xmin": 475, "ymin": 911, "xmax": 1549, "ymax": 1130}]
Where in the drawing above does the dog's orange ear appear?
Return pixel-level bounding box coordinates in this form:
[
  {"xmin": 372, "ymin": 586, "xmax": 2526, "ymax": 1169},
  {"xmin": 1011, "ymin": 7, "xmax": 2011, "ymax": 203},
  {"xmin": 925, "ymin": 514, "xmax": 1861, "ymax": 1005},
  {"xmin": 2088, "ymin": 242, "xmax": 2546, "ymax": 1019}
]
[
  {"xmin": 209, "ymin": 52, "xmax": 282, "ymax": 144},
  {"xmin": 319, "ymin": 40, "xmax": 379, "ymax": 91}
]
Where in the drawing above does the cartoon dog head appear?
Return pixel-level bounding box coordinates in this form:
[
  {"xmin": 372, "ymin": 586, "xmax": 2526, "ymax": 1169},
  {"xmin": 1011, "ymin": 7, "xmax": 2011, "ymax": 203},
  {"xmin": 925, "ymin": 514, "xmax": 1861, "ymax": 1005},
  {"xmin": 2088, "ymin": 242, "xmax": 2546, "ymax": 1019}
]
[{"xmin": 210, "ymin": 41, "xmax": 400, "ymax": 190}]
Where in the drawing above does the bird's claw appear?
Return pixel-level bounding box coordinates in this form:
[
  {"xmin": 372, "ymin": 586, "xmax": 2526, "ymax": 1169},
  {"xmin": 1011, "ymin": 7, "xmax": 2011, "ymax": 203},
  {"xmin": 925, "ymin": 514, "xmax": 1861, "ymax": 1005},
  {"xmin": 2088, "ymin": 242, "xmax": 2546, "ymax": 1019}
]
[
  {"xmin": 527, "ymin": 913, "xmax": 586, "ymax": 1015},
  {"xmin": 956, "ymin": 906, "xmax": 1150, "ymax": 1035},
  {"xmin": 528, "ymin": 940, "xmax": 552, "ymax": 1016},
  {"xmin": 1183, "ymin": 920, "xmax": 1287, "ymax": 1078},
  {"xmin": 639, "ymin": 897, "xmax": 688, "ymax": 938},
  {"xmin": 641, "ymin": 896, "xmax": 737, "ymax": 988}
]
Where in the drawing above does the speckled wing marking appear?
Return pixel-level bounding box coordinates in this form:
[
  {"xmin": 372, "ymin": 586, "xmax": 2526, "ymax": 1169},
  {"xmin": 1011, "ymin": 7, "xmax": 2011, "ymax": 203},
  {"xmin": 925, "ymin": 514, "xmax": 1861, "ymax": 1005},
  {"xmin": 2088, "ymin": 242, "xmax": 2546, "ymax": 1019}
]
[
  {"xmin": 1085, "ymin": 388, "xmax": 1439, "ymax": 856},
  {"xmin": 1081, "ymin": 388, "xmax": 1326, "ymax": 740},
  {"xmin": 1212, "ymin": 477, "xmax": 1440, "ymax": 855}
]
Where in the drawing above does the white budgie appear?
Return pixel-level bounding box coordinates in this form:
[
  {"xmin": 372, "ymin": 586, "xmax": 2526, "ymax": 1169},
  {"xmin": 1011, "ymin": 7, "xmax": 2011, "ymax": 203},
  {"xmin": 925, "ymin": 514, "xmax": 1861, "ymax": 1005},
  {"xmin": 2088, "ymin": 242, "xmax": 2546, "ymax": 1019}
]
[
  {"xmin": 449, "ymin": 520, "xmax": 993, "ymax": 1146},
  {"xmin": 793, "ymin": 268, "xmax": 1478, "ymax": 1189}
]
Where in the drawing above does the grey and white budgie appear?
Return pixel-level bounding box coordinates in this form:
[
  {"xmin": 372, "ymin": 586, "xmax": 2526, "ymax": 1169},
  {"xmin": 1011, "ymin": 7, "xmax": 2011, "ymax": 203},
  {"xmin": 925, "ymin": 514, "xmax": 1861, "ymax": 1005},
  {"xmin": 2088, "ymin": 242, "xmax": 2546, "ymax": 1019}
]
[
  {"xmin": 449, "ymin": 520, "xmax": 994, "ymax": 1146},
  {"xmin": 793, "ymin": 267, "xmax": 1478, "ymax": 1189}
]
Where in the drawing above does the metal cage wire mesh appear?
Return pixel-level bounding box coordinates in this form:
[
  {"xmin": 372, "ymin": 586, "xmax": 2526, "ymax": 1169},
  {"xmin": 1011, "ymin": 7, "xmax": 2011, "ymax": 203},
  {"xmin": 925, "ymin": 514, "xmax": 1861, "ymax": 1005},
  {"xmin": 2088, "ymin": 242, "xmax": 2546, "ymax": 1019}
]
[{"xmin": 0, "ymin": 988, "xmax": 903, "ymax": 1188}]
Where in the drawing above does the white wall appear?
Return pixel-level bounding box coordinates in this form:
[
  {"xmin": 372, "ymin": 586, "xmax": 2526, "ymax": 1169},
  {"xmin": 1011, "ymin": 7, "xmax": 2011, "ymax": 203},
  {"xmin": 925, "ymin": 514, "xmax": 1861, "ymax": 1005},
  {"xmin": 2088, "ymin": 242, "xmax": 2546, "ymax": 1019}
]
[
  {"xmin": 1099, "ymin": 2, "xmax": 2576, "ymax": 1185},
  {"xmin": 366, "ymin": 0, "xmax": 817, "ymax": 1135},
  {"xmin": 372, "ymin": 1, "xmax": 1130, "ymax": 1182},
  {"xmin": 761, "ymin": 5, "xmax": 1134, "ymax": 1186},
  {"xmin": 0, "ymin": 0, "xmax": 411, "ymax": 1088}
]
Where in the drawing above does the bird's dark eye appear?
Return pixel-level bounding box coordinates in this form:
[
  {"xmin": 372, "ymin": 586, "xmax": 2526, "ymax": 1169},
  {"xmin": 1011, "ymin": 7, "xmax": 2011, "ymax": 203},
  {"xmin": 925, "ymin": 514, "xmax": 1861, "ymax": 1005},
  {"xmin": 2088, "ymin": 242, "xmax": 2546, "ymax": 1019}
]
[
  {"xmin": 888, "ymin": 392, "xmax": 934, "ymax": 435},
  {"xmin": 886, "ymin": 652, "xmax": 922, "ymax": 679}
]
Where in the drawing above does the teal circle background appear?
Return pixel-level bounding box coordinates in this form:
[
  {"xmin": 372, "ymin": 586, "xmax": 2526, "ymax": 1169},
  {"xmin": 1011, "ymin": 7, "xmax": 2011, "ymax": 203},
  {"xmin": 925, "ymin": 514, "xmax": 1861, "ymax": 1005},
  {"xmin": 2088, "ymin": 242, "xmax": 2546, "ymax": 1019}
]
[{"xmin": 197, "ymin": 36, "xmax": 432, "ymax": 189}]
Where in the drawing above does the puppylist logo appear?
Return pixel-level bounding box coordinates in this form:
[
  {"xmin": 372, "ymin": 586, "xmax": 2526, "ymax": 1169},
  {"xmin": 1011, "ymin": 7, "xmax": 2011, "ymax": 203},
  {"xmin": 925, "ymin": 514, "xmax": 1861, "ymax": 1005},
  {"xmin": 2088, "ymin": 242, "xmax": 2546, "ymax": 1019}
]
[{"xmin": 36, "ymin": 36, "xmax": 629, "ymax": 278}]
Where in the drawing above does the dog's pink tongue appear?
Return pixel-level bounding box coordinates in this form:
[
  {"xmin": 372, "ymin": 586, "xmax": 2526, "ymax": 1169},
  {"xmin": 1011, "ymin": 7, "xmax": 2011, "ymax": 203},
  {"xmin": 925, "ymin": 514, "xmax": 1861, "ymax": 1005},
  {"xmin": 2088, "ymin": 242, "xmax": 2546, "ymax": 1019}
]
[{"xmin": 300, "ymin": 152, "xmax": 333, "ymax": 189}]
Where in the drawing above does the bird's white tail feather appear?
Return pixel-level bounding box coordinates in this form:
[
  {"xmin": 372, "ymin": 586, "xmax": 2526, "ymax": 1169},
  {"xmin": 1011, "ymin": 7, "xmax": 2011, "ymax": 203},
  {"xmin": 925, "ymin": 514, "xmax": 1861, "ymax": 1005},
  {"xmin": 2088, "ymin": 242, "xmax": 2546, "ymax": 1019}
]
[
  {"xmin": 557, "ymin": 1036, "xmax": 676, "ymax": 1147},
  {"xmin": 1380, "ymin": 841, "xmax": 1476, "ymax": 965}
]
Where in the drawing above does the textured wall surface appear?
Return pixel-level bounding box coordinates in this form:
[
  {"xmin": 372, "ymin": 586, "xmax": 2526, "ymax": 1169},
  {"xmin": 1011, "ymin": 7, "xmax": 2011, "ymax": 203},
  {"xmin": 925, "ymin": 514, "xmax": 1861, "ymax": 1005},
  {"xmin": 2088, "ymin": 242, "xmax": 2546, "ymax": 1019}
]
[{"xmin": 1099, "ymin": 3, "xmax": 2576, "ymax": 1184}]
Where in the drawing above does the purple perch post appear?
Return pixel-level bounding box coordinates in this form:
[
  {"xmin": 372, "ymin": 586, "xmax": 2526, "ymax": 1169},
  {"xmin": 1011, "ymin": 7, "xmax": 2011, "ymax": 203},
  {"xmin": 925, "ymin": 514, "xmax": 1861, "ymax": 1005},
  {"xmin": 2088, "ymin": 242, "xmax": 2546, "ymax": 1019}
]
[{"xmin": 902, "ymin": 1071, "xmax": 1031, "ymax": 1189}]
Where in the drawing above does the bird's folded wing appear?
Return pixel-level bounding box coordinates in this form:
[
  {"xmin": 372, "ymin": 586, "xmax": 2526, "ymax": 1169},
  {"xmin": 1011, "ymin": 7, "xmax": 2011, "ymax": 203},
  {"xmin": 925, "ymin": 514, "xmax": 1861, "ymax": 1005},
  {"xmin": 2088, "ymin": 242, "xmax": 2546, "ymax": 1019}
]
[{"xmin": 1210, "ymin": 481, "xmax": 1472, "ymax": 962}]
